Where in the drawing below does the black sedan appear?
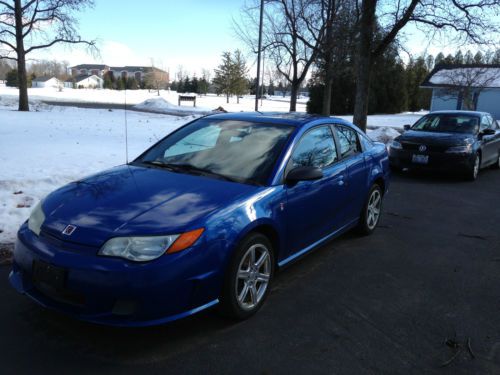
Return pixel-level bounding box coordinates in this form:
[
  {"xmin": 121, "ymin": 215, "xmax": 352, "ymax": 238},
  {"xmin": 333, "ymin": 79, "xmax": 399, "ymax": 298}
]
[{"xmin": 389, "ymin": 110, "xmax": 500, "ymax": 180}]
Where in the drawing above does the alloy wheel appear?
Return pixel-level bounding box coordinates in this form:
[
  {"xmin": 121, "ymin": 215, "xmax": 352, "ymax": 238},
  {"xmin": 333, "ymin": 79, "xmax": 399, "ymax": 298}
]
[
  {"xmin": 366, "ymin": 189, "xmax": 382, "ymax": 230},
  {"xmin": 235, "ymin": 243, "xmax": 271, "ymax": 311}
]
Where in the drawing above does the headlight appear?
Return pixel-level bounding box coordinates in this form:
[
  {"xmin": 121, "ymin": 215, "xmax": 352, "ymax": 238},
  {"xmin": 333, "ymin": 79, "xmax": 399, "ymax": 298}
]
[
  {"xmin": 28, "ymin": 200, "xmax": 45, "ymax": 236},
  {"xmin": 390, "ymin": 140, "xmax": 402, "ymax": 150},
  {"xmin": 98, "ymin": 228, "xmax": 204, "ymax": 262},
  {"xmin": 446, "ymin": 144, "xmax": 472, "ymax": 154}
]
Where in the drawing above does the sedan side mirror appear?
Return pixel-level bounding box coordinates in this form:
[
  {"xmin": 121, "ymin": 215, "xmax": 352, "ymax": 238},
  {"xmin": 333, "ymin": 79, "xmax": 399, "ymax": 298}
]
[
  {"xmin": 286, "ymin": 166, "xmax": 323, "ymax": 183},
  {"xmin": 481, "ymin": 128, "xmax": 495, "ymax": 136},
  {"xmin": 403, "ymin": 124, "xmax": 411, "ymax": 131}
]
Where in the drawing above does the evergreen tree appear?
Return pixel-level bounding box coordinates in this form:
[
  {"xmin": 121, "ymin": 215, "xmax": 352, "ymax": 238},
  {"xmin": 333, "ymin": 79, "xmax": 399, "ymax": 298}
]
[
  {"xmin": 435, "ymin": 52, "xmax": 445, "ymax": 66},
  {"xmin": 464, "ymin": 50, "xmax": 474, "ymax": 64},
  {"xmin": 198, "ymin": 77, "xmax": 209, "ymax": 95},
  {"xmin": 474, "ymin": 51, "xmax": 484, "ymax": 64},
  {"xmin": 6, "ymin": 69, "xmax": 18, "ymax": 87},
  {"xmin": 454, "ymin": 50, "xmax": 464, "ymax": 64},
  {"xmin": 213, "ymin": 51, "xmax": 235, "ymax": 103},
  {"xmin": 268, "ymin": 80, "xmax": 275, "ymax": 96},
  {"xmin": 126, "ymin": 77, "xmax": 138, "ymax": 90},
  {"xmin": 191, "ymin": 76, "xmax": 199, "ymax": 94},
  {"xmin": 183, "ymin": 76, "xmax": 191, "ymax": 93},
  {"xmin": 232, "ymin": 50, "xmax": 248, "ymax": 103}
]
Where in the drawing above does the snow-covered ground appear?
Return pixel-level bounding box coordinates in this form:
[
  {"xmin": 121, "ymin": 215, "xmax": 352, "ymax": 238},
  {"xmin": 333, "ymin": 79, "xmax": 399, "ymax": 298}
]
[
  {"xmin": 0, "ymin": 86, "xmax": 307, "ymax": 113},
  {"xmin": 0, "ymin": 93, "xmax": 424, "ymax": 244}
]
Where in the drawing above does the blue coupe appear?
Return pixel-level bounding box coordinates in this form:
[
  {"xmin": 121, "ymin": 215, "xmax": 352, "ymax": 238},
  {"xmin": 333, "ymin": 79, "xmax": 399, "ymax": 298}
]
[{"xmin": 10, "ymin": 113, "xmax": 390, "ymax": 326}]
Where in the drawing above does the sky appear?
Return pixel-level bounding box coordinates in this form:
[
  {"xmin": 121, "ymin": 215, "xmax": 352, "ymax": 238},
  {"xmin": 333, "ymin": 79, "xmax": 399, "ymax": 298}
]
[
  {"xmin": 32, "ymin": 0, "xmax": 247, "ymax": 75},
  {"xmin": 27, "ymin": 0, "xmax": 479, "ymax": 77}
]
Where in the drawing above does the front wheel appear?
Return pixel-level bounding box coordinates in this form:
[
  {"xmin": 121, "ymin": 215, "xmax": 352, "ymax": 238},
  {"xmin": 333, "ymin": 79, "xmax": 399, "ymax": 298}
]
[
  {"xmin": 490, "ymin": 153, "xmax": 500, "ymax": 169},
  {"xmin": 358, "ymin": 184, "xmax": 383, "ymax": 236},
  {"xmin": 465, "ymin": 153, "xmax": 480, "ymax": 181},
  {"xmin": 219, "ymin": 233, "xmax": 274, "ymax": 320}
]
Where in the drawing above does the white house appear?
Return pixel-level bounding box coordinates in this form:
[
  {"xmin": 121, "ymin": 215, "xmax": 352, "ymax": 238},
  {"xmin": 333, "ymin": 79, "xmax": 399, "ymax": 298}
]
[
  {"xmin": 32, "ymin": 76, "xmax": 61, "ymax": 88},
  {"xmin": 65, "ymin": 74, "xmax": 104, "ymax": 89}
]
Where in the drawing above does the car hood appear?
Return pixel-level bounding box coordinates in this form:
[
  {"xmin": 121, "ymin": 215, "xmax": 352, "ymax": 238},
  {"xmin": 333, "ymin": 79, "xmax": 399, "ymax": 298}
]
[
  {"xmin": 40, "ymin": 165, "xmax": 259, "ymax": 247},
  {"xmin": 398, "ymin": 130, "xmax": 474, "ymax": 146}
]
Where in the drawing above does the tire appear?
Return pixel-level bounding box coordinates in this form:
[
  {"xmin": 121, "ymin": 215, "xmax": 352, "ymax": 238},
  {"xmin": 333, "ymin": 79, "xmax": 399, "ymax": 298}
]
[
  {"xmin": 490, "ymin": 153, "xmax": 500, "ymax": 170},
  {"xmin": 358, "ymin": 184, "xmax": 383, "ymax": 236},
  {"xmin": 390, "ymin": 164, "xmax": 403, "ymax": 173},
  {"xmin": 465, "ymin": 153, "xmax": 480, "ymax": 181},
  {"xmin": 219, "ymin": 233, "xmax": 275, "ymax": 320}
]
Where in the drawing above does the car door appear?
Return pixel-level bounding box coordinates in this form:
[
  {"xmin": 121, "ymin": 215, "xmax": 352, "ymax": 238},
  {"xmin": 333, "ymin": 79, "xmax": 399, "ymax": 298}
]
[
  {"xmin": 284, "ymin": 125, "xmax": 349, "ymax": 256},
  {"xmin": 333, "ymin": 125, "xmax": 370, "ymax": 222},
  {"xmin": 479, "ymin": 115, "xmax": 498, "ymax": 165}
]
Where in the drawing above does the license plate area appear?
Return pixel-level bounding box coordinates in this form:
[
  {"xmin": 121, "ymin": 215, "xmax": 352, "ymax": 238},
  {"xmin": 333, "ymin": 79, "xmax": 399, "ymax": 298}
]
[
  {"xmin": 32, "ymin": 260, "xmax": 67, "ymax": 290},
  {"xmin": 412, "ymin": 154, "xmax": 429, "ymax": 164}
]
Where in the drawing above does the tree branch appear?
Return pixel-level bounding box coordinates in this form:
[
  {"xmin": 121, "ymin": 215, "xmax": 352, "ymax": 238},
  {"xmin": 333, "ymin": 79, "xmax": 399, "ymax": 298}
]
[{"xmin": 25, "ymin": 38, "xmax": 94, "ymax": 54}]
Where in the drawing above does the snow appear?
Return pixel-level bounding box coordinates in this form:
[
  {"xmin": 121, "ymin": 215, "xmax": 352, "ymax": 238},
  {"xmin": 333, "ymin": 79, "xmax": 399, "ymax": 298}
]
[
  {"xmin": 0, "ymin": 100, "xmax": 190, "ymax": 244},
  {"xmin": 428, "ymin": 67, "xmax": 500, "ymax": 88},
  {"xmin": 134, "ymin": 97, "xmax": 213, "ymax": 115},
  {"xmin": 367, "ymin": 127, "xmax": 401, "ymax": 144},
  {"xmin": 0, "ymin": 86, "xmax": 307, "ymax": 113},
  {"xmin": 0, "ymin": 90, "xmax": 423, "ymax": 244}
]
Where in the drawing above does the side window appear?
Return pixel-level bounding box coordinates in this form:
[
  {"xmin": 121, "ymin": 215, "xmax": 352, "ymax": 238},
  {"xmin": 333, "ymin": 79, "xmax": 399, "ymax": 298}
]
[
  {"xmin": 164, "ymin": 125, "xmax": 220, "ymax": 157},
  {"xmin": 335, "ymin": 126, "xmax": 362, "ymax": 158},
  {"xmin": 359, "ymin": 132, "xmax": 374, "ymax": 151},
  {"xmin": 480, "ymin": 116, "xmax": 491, "ymax": 131},
  {"xmin": 289, "ymin": 126, "xmax": 338, "ymax": 169}
]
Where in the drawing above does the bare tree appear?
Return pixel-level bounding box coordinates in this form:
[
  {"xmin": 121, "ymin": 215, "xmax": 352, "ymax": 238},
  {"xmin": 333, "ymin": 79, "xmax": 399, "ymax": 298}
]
[
  {"xmin": 236, "ymin": 0, "xmax": 330, "ymax": 111},
  {"xmin": 353, "ymin": 0, "xmax": 500, "ymax": 131},
  {"xmin": 0, "ymin": 0, "xmax": 96, "ymax": 111},
  {"xmin": 434, "ymin": 64, "xmax": 500, "ymax": 110},
  {"xmin": 144, "ymin": 59, "xmax": 169, "ymax": 96}
]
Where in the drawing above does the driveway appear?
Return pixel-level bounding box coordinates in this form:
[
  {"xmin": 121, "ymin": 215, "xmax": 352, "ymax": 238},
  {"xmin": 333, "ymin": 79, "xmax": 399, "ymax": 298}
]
[{"xmin": 1, "ymin": 169, "xmax": 499, "ymax": 374}]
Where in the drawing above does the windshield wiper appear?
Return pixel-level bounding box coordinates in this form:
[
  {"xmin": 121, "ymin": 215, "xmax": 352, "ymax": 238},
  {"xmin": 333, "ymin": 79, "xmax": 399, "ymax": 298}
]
[
  {"xmin": 140, "ymin": 160, "xmax": 176, "ymax": 170},
  {"xmin": 167, "ymin": 163, "xmax": 240, "ymax": 183}
]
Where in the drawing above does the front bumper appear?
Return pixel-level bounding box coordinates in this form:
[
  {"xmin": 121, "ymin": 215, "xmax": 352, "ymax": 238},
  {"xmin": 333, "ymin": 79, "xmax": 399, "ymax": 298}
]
[
  {"xmin": 9, "ymin": 224, "xmax": 224, "ymax": 327},
  {"xmin": 389, "ymin": 148, "xmax": 475, "ymax": 172}
]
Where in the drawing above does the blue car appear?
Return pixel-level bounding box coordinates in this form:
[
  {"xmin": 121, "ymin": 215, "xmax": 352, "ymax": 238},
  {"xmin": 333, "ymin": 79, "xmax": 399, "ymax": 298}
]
[{"xmin": 10, "ymin": 113, "xmax": 390, "ymax": 326}]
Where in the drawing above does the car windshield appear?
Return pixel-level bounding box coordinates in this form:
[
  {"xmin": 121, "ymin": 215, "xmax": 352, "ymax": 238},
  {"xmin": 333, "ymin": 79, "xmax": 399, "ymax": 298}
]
[
  {"xmin": 135, "ymin": 118, "xmax": 295, "ymax": 185},
  {"xmin": 411, "ymin": 114, "xmax": 479, "ymax": 134}
]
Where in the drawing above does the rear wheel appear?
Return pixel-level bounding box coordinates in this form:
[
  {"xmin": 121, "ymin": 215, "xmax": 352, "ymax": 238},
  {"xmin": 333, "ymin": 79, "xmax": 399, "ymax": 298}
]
[
  {"xmin": 465, "ymin": 153, "xmax": 480, "ymax": 181},
  {"xmin": 219, "ymin": 233, "xmax": 274, "ymax": 320},
  {"xmin": 358, "ymin": 184, "xmax": 383, "ymax": 236}
]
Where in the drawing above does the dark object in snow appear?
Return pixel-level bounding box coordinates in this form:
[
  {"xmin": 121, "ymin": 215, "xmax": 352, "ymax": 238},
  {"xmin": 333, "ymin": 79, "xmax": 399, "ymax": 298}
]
[
  {"xmin": 16, "ymin": 203, "xmax": 31, "ymax": 208},
  {"xmin": 13, "ymin": 191, "xmax": 23, "ymax": 195},
  {"xmin": 213, "ymin": 106, "xmax": 227, "ymax": 113},
  {"xmin": 0, "ymin": 245, "xmax": 13, "ymax": 266}
]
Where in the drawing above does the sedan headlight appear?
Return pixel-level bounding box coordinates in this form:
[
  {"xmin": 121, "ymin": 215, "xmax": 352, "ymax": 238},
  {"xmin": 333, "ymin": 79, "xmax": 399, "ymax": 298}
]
[
  {"xmin": 445, "ymin": 144, "xmax": 473, "ymax": 154},
  {"xmin": 28, "ymin": 200, "xmax": 45, "ymax": 236},
  {"xmin": 390, "ymin": 140, "xmax": 402, "ymax": 150},
  {"xmin": 98, "ymin": 228, "xmax": 204, "ymax": 262}
]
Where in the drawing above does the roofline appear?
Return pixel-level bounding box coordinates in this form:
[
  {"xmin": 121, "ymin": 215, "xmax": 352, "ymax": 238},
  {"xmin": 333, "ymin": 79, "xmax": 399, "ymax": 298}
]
[{"xmin": 421, "ymin": 63, "xmax": 500, "ymax": 89}]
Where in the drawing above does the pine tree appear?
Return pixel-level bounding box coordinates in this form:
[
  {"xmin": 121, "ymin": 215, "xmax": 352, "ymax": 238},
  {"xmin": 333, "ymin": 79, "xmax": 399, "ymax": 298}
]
[
  {"xmin": 464, "ymin": 50, "xmax": 474, "ymax": 64},
  {"xmin": 6, "ymin": 69, "xmax": 18, "ymax": 87},
  {"xmin": 232, "ymin": 50, "xmax": 248, "ymax": 104},
  {"xmin": 213, "ymin": 51, "xmax": 235, "ymax": 103},
  {"xmin": 474, "ymin": 51, "xmax": 484, "ymax": 64},
  {"xmin": 435, "ymin": 52, "xmax": 445, "ymax": 66},
  {"xmin": 454, "ymin": 50, "xmax": 464, "ymax": 64}
]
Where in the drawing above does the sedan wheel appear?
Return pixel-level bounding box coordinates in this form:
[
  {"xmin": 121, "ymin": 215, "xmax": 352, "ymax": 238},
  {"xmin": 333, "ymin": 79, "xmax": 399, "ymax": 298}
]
[
  {"xmin": 358, "ymin": 184, "xmax": 383, "ymax": 235},
  {"xmin": 220, "ymin": 233, "xmax": 274, "ymax": 319},
  {"xmin": 466, "ymin": 153, "xmax": 480, "ymax": 181},
  {"xmin": 235, "ymin": 244, "xmax": 271, "ymax": 311}
]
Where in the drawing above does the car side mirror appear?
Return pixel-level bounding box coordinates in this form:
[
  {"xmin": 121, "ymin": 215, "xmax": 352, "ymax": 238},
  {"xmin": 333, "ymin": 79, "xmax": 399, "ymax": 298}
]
[
  {"xmin": 403, "ymin": 124, "xmax": 411, "ymax": 131},
  {"xmin": 481, "ymin": 128, "xmax": 495, "ymax": 136},
  {"xmin": 285, "ymin": 166, "xmax": 323, "ymax": 183}
]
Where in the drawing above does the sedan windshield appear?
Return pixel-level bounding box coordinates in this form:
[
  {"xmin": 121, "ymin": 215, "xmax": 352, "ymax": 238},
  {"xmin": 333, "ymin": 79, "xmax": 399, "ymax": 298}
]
[
  {"xmin": 411, "ymin": 114, "xmax": 479, "ymax": 134},
  {"xmin": 135, "ymin": 119, "xmax": 295, "ymax": 185}
]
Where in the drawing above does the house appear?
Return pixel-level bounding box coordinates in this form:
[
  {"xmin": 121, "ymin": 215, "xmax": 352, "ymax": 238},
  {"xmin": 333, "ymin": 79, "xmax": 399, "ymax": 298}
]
[
  {"xmin": 64, "ymin": 74, "xmax": 104, "ymax": 89},
  {"xmin": 421, "ymin": 64, "xmax": 500, "ymax": 120},
  {"xmin": 69, "ymin": 64, "xmax": 169, "ymax": 84},
  {"xmin": 32, "ymin": 76, "xmax": 61, "ymax": 88}
]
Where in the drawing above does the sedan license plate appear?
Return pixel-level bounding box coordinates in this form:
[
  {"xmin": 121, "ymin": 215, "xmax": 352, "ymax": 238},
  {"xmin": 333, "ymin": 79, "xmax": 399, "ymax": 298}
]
[
  {"xmin": 412, "ymin": 154, "xmax": 429, "ymax": 164},
  {"xmin": 32, "ymin": 260, "xmax": 67, "ymax": 289}
]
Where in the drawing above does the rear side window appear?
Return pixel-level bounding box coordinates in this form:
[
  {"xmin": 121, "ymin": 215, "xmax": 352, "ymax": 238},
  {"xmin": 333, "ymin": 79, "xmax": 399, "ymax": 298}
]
[
  {"xmin": 335, "ymin": 126, "xmax": 361, "ymax": 158},
  {"xmin": 480, "ymin": 116, "xmax": 491, "ymax": 131},
  {"xmin": 289, "ymin": 126, "xmax": 337, "ymax": 169}
]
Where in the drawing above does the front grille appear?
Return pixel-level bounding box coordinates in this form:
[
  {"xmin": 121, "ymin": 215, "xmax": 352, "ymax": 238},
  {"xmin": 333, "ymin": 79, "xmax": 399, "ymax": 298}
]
[{"xmin": 401, "ymin": 143, "xmax": 448, "ymax": 153}]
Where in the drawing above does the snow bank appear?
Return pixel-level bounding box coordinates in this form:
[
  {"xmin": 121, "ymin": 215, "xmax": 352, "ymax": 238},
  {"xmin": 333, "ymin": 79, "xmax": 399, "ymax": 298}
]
[
  {"xmin": 367, "ymin": 127, "xmax": 401, "ymax": 144},
  {"xmin": 134, "ymin": 97, "xmax": 213, "ymax": 115}
]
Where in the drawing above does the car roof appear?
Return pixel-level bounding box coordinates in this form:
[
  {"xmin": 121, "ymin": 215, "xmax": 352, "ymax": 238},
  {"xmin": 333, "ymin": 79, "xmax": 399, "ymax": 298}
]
[
  {"xmin": 429, "ymin": 110, "xmax": 489, "ymax": 117},
  {"xmin": 205, "ymin": 112, "xmax": 351, "ymax": 128}
]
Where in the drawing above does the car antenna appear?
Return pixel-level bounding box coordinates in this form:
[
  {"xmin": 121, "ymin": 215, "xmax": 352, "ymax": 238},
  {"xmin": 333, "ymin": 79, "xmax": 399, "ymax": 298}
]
[{"xmin": 124, "ymin": 86, "xmax": 129, "ymax": 164}]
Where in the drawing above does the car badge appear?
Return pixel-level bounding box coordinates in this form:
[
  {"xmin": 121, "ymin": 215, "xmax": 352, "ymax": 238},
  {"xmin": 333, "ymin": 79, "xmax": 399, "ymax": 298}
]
[
  {"xmin": 62, "ymin": 224, "xmax": 77, "ymax": 236},
  {"xmin": 418, "ymin": 145, "xmax": 427, "ymax": 152}
]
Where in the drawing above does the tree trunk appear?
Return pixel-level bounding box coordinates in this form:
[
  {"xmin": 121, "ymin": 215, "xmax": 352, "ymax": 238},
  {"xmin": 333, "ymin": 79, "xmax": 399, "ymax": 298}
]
[
  {"xmin": 289, "ymin": 83, "xmax": 298, "ymax": 112},
  {"xmin": 14, "ymin": 0, "xmax": 29, "ymax": 111},
  {"xmin": 322, "ymin": 57, "xmax": 334, "ymax": 116},
  {"xmin": 226, "ymin": 92, "xmax": 229, "ymax": 104},
  {"xmin": 353, "ymin": 0, "xmax": 377, "ymax": 132}
]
